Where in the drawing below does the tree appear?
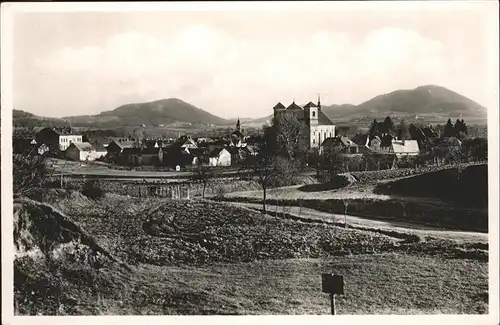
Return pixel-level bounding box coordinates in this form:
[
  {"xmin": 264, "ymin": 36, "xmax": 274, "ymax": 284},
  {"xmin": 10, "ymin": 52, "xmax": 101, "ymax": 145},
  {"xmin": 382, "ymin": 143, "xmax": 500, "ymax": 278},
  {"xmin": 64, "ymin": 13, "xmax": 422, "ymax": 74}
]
[
  {"xmin": 396, "ymin": 119, "xmax": 411, "ymax": 140},
  {"xmin": 408, "ymin": 123, "xmax": 419, "ymax": 141},
  {"xmin": 272, "ymin": 112, "xmax": 307, "ymax": 160},
  {"xmin": 191, "ymin": 164, "xmax": 214, "ymax": 199},
  {"xmin": 369, "ymin": 119, "xmax": 379, "ymax": 138},
  {"xmin": 251, "ymin": 126, "xmax": 283, "ymax": 214},
  {"xmin": 382, "ymin": 116, "xmax": 395, "ymax": 135},
  {"xmin": 443, "ymin": 118, "xmax": 455, "ymax": 137},
  {"xmin": 320, "ymin": 145, "xmax": 345, "ymax": 181},
  {"xmin": 13, "ymin": 124, "xmax": 48, "ymax": 198},
  {"xmin": 463, "ymin": 137, "xmax": 487, "ymax": 162},
  {"xmin": 453, "ymin": 118, "xmax": 468, "ymax": 140},
  {"xmin": 13, "ymin": 153, "xmax": 47, "ymax": 198}
]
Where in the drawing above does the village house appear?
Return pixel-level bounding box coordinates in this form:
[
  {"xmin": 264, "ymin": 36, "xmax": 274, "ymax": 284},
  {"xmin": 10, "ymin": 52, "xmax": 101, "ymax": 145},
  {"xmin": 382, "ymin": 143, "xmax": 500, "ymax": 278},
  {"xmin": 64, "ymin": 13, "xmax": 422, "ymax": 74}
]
[
  {"xmin": 106, "ymin": 139, "xmax": 137, "ymax": 159},
  {"xmin": 37, "ymin": 143, "xmax": 50, "ymax": 156},
  {"xmin": 162, "ymin": 146, "xmax": 194, "ymax": 168},
  {"xmin": 209, "ymin": 147, "xmax": 231, "ymax": 167},
  {"xmin": 320, "ymin": 136, "xmax": 363, "ymax": 156},
  {"xmin": 390, "ymin": 139, "xmax": 420, "ymax": 158},
  {"xmin": 187, "ymin": 147, "xmax": 210, "ymax": 166},
  {"xmin": 176, "ymin": 136, "xmax": 198, "ymax": 151},
  {"xmin": 273, "ymin": 96, "xmax": 336, "ymax": 150},
  {"xmin": 121, "ymin": 147, "xmax": 164, "ymax": 166},
  {"xmin": 35, "ymin": 127, "xmax": 83, "ymax": 152},
  {"xmin": 65, "ymin": 142, "xmax": 107, "ymax": 161}
]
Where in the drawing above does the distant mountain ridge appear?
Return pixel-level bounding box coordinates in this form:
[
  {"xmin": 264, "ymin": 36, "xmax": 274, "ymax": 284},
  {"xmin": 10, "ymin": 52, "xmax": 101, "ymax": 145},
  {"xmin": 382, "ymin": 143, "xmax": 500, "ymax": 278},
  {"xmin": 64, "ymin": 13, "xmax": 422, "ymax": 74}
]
[
  {"xmin": 63, "ymin": 98, "xmax": 230, "ymax": 127},
  {"xmin": 321, "ymin": 85, "xmax": 487, "ymax": 119},
  {"xmin": 14, "ymin": 85, "xmax": 487, "ymax": 128},
  {"xmin": 248, "ymin": 85, "xmax": 487, "ymax": 125}
]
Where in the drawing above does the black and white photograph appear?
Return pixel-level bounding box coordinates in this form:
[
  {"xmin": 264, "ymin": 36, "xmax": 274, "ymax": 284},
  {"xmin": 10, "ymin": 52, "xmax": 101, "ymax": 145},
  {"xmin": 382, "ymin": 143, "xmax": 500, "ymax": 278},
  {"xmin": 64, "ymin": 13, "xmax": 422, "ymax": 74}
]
[{"xmin": 1, "ymin": 1, "xmax": 499, "ymax": 323}]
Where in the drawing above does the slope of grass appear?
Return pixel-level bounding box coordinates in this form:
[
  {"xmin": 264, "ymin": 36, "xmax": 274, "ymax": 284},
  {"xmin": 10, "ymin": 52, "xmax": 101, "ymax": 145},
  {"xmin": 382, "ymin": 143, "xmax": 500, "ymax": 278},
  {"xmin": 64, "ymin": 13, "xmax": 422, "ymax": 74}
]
[
  {"xmin": 15, "ymin": 253, "xmax": 489, "ymax": 315},
  {"xmin": 14, "ymin": 191, "xmax": 488, "ymax": 315}
]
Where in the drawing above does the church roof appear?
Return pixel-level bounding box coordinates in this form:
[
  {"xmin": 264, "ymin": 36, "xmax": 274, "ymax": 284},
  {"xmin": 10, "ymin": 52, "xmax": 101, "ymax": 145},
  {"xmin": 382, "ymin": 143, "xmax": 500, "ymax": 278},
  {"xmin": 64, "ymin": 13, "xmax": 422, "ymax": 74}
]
[
  {"xmin": 232, "ymin": 129, "xmax": 244, "ymax": 138},
  {"xmin": 318, "ymin": 111, "xmax": 334, "ymax": 125},
  {"xmin": 286, "ymin": 102, "xmax": 303, "ymax": 111},
  {"xmin": 273, "ymin": 102, "xmax": 286, "ymax": 110},
  {"xmin": 303, "ymin": 101, "xmax": 318, "ymax": 109}
]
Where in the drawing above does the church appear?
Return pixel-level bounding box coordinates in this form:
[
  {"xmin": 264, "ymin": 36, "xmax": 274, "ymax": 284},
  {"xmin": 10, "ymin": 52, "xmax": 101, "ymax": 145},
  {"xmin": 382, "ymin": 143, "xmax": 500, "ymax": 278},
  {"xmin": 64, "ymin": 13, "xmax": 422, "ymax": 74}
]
[{"xmin": 273, "ymin": 96, "xmax": 336, "ymax": 150}]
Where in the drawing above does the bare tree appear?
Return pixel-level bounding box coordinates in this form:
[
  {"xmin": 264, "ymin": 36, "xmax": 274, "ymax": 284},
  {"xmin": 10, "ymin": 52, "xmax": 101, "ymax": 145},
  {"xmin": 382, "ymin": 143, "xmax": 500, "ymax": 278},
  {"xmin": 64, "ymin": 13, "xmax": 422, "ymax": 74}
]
[
  {"xmin": 191, "ymin": 164, "xmax": 214, "ymax": 199},
  {"xmin": 252, "ymin": 152, "xmax": 282, "ymax": 214},
  {"xmin": 273, "ymin": 113, "xmax": 307, "ymax": 160},
  {"xmin": 250, "ymin": 126, "xmax": 283, "ymax": 214},
  {"xmin": 342, "ymin": 197, "xmax": 351, "ymax": 228}
]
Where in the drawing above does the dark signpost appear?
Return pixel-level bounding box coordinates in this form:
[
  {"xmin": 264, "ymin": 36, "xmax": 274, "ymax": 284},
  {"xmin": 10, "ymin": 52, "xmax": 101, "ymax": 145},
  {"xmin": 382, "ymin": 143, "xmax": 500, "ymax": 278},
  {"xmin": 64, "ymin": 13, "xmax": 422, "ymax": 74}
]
[{"xmin": 321, "ymin": 273, "xmax": 344, "ymax": 315}]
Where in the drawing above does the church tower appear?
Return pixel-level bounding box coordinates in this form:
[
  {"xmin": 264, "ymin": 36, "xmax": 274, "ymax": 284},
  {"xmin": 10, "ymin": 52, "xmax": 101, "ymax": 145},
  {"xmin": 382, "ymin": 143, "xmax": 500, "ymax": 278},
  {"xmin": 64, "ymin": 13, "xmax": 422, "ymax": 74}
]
[
  {"xmin": 308, "ymin": 94, "xmax": 319, "ymax": 126},
  {"xmin": 236, "ymin": 117, "xmax": 241, "ymax": 131}
]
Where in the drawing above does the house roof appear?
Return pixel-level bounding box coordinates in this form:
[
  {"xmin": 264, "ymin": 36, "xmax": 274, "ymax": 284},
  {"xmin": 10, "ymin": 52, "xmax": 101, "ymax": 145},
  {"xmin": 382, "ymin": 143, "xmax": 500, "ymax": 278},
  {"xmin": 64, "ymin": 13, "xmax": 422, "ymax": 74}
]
[
  {"xmin": 321, "ymin": 136, "xmax": 357, "ymax": 148},
  {"xmin": 318, "ymin": 111, "xmax": 334, "ymax": 125},
  {"xmin": 286, "ymin": 102, "xmax": 303, "ymax": 111},
  {"xmin": 116, "ymin": 141, "xmax": 136, "ymax": 150},
  {"xmin": 91, "ymin": 142, "xmax": 107, "ymax": 152},
  {"xmin": 273, "ymin": 102, "xmax": 286, "ymax": 110},
  {"xmin": 303, "ymin": 101, "xmax": 318, "ymax": 109},
  {"xmin": 188, "ymin": 147, "xmax": 209, "ymax": 157},
  {"xmin": 70, "ymin": 142, "xmax": 94, "ymax": 151},
  {"xmin": 392, "ymin": 140, "xmax": 419, "ymax": 154}
]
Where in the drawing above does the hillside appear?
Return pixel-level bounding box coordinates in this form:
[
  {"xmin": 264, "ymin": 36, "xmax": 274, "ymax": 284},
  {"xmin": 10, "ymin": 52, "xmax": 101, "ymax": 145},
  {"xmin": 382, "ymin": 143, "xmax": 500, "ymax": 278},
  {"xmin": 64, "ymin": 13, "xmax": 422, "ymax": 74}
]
[
  {"xmin": 64, "ymin": 98, "xmax": 230, "ymax": 127},
  {"xmin": 14, "ymin": 192, "xmax": 488, "ymax": 315},
  {"xmin": 355, "ymin": 85, "xmax": 487, "ymax": 118},
  {"xmin": 13, "ymin": 109, "xmax": 69, "ymax": 128},
  {"xmin": 249, "ymin": 85, "xmax": 487, "ymax": 125}
]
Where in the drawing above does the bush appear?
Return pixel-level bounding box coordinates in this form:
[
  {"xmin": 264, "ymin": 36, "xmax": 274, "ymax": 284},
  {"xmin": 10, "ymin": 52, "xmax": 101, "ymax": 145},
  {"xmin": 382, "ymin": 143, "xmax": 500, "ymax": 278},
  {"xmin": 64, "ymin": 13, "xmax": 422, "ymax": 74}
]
[{"xmin": 81, "ymin": 180, "xmax": 105, "ymax": 201}]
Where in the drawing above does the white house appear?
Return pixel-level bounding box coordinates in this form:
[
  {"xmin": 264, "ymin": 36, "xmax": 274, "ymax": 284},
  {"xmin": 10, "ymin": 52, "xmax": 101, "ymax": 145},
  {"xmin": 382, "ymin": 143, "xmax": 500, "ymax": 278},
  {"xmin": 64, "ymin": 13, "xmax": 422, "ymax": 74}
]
[
  {"xmin": 58, "ymin": 134, "xmax": 83, "ymax": 151},
  {"xmin": 390, "ymin": 140, "xmax": 420, "ymax": 158},
  {"xmin": 65, "ymin": 142, "xmax": 107, "ymax": 161},
  {"xmin": 35, "ymin": 127, "xmax": 83, "ymax": 151},
  {"xmin": 209, "ymin": 148, "xmax": 231, "ymax": 167}
]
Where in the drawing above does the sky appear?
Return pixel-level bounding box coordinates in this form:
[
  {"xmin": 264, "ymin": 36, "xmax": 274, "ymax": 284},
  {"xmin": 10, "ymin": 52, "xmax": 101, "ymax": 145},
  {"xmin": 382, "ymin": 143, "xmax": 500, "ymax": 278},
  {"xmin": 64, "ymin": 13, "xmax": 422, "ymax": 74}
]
[{"xmin": 10, "ymin": 1, "xmax": 498, "ymax": 119}]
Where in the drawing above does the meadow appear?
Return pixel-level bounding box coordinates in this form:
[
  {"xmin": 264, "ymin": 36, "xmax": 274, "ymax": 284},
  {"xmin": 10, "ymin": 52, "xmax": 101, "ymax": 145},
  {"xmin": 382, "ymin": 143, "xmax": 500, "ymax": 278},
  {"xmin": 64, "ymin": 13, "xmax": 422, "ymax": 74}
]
[{"xmin": 13, "ymin": 190, "xmax": 489, "ymax": 315}]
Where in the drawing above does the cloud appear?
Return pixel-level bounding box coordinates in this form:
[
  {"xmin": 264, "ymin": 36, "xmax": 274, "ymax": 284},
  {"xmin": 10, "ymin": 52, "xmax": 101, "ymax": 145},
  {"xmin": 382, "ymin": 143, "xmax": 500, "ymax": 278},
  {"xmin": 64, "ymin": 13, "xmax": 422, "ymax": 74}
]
[{"xmin": 24, "ymin": 25, "xmax": 449, "ymax": 118}]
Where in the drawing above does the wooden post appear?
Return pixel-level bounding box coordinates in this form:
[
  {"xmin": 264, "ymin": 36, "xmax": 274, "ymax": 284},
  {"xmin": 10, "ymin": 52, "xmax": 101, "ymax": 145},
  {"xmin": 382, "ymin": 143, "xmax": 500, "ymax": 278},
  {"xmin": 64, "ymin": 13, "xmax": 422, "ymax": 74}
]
[{"xmin": 330, "ymin": 293, "xmax": 336, "ymax": 315}]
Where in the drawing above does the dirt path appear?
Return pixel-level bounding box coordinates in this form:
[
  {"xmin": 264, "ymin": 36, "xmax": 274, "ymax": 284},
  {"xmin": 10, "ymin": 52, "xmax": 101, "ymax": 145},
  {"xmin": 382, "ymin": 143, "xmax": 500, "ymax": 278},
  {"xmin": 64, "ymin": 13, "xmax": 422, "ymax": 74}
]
[{"xmin": 228, "ymin": 201, "xmax": 488, "ymax": 243}]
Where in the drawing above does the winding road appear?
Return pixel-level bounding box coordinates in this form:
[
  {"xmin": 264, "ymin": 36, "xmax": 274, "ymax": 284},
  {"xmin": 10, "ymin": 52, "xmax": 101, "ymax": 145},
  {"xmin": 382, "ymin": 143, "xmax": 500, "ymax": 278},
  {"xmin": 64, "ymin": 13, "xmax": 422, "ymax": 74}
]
[{"xmin": 228, "ymin": 201, "xmax": 488, "ymax": 243}]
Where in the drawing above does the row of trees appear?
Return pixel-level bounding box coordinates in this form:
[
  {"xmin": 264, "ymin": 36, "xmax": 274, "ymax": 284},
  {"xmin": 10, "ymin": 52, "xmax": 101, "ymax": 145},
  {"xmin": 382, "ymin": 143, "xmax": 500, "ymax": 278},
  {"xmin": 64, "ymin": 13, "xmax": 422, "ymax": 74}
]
[
  {"xmin": 368, "ymin": 116, "xmax": 469, "ymax": 141},
  {"xmin": 443, "ymin": 118, "xmax": 468, "ymax": 139}
]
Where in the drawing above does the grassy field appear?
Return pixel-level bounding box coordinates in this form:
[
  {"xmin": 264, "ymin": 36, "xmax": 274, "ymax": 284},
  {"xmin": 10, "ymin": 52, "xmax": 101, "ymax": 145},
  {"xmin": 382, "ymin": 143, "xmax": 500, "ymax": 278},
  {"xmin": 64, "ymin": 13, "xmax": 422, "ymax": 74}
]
[{"xmin": 14, "ymin": 191, "xmax": 489, "ymax": 315}]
